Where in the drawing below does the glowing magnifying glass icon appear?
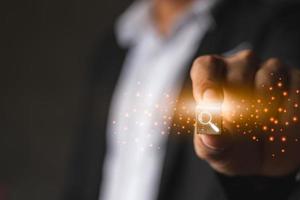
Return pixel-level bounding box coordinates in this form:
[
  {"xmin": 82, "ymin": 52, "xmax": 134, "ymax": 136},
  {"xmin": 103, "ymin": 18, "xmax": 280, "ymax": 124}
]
[{"xmin": 198, "ymin": 111, "xmax": 220, "ymax": 133}]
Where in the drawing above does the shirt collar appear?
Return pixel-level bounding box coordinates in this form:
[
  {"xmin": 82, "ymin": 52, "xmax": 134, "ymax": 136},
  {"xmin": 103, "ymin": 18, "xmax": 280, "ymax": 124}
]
[{"xmin": 115, "ymin": 0, "xmax": 220, "ymax": 47}]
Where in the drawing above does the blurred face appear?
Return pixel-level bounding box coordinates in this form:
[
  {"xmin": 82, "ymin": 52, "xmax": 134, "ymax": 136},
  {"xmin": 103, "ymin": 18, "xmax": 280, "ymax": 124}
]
[
  {"xmin": 154, "ymin": 0, "xmax": 194, "ymax": 5},
  {"xmin": 152, "ymin": 0, "xmax": 195, "ymax": 35},
  {"xmin": 154, "ymin": 0, "xmax": 193, "ymax": 2}
]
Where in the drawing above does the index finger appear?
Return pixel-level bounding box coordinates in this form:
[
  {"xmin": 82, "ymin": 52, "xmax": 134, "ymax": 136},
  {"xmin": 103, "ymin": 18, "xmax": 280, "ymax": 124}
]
[{"xmin": 190, "ymin": 55, "xmax": 226, "ymax": 102}]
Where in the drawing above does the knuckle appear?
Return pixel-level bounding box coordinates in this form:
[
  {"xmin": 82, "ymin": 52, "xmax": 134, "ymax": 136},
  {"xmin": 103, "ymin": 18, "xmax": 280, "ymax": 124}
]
[
  {"xmin": 191, "ymin": 55, "xmax": 219, "ymax": 80},
  {"xmin": 193, "ymin": 55, "xmax": 219, "ymax": 67},
  {"xmin": 264, "ymin": 58, "xmax": 283, "ymax": 72},
  {"xmin": 255, "ymin": 67, "xmax": 275, "ymax": 86},
  {"xmin": 256, "ymin": 67, "xmax": 270, "ymax": 80},
  {"xmin": 239, "ymin": 49, "xmax": 255, "ymax": 61},
  {"xmin": 255, "ymin": 58, "xmax": 286, "ymax": 86},
  {"xmin": 239, "ymin": 50, "xmax": 258, "ymax": 69}
]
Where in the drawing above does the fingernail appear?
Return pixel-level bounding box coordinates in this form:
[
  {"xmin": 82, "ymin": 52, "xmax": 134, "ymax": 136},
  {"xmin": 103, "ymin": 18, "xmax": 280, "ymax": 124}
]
[{"xmin": 203, "ymin": 89, "xmax": 221, "ymax": 102}]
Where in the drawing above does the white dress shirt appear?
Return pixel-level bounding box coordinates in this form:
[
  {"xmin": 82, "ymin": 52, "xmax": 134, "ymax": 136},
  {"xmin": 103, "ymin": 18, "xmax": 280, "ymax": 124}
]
[{"xmin": 99, "ymin": 0, "xmax": 218, "ymax": 200}]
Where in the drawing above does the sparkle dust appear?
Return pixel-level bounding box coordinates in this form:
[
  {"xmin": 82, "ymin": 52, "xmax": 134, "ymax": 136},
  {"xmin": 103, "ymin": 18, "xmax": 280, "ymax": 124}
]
[{"xmin": 111, "ymin": 79, "xmax": 299, "ymax": 157}]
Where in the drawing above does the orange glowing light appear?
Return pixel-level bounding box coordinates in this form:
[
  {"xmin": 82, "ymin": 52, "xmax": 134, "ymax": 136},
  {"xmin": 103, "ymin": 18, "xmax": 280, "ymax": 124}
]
[
  {"xmin": 293, "ymin": 116, "xmax": 298, "ymax": 122},
  {"xmin": 269, "ymin": 136, "xmax": 274, "ymax": 142},
  {"xmin": 285, "ymin": 122, "xmax": 289, "ymax": 126},
  {"xmin": 277, "ymin": 82, "xmax": 283, "ymax": 87},
  {"xmin": 262, "ymin": 126, "xmax": 268, "ymax": 131},
  {"xmin": 281, "ymin": 136, "xmax": 287, "ymax": 142},
  {"xmin": 283, "ymin": 91, "xmax": 288, "ymax": 96}
]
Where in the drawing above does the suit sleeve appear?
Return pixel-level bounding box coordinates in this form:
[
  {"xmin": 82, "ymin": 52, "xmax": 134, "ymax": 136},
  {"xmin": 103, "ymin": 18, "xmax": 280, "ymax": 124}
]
[
  {"xmin": 218, "ymin": 3, "xmax": 300, "ymax": 200},
  {"xmin": 259, "ymin": 3, "xmax": 300, "ymax": 68}
]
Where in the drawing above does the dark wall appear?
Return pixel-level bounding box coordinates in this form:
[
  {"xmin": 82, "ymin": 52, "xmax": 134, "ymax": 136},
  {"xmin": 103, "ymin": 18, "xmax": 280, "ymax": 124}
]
[{"xmin": 0, "ymin": 0, "xmax": 131, "ymax": 199}]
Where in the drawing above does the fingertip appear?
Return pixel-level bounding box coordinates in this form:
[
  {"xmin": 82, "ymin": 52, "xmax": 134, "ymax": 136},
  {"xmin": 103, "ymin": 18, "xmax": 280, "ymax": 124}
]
[{"xmin": 202, "ymin": 89, "xmax": 222, "ymax": 102}]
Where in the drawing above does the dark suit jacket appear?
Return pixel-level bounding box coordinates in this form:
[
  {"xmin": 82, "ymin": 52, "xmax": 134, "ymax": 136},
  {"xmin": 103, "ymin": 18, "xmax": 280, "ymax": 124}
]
[{"xmin": 64, "ymin": 0, "xmax": 300, "ymax": 199}]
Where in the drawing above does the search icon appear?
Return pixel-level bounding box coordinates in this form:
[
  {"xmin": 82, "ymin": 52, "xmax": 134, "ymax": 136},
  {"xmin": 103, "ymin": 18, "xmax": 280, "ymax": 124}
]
[
  {"xmin": 196, "ymin": 102, "xmax": 222, "ymax": 135},
  {"xmin": 198, "ymin": 111, "xmax": 220, "ymax": 133}
]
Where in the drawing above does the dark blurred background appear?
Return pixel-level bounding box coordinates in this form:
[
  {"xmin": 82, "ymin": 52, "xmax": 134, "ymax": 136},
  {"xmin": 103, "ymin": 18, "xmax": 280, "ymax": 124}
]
[
  {"xmin": 0, "ymin": 0, "xmax": 131, "ymax": 199},
  {"xmin": 2, "ymin": 0, "xmax": 300, "ymax": 200}
]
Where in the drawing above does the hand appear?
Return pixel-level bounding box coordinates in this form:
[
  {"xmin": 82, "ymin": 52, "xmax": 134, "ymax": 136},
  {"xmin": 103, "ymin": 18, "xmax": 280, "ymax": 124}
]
[{"xmin": 191, "ymin": 50, "xmax": 300, "ymax": 177}]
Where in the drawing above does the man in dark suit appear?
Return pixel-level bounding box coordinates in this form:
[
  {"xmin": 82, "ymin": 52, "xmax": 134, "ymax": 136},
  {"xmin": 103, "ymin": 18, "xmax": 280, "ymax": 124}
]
[{"xmin": 65, "ymin": 0, "xmax": 300, "ymax": 199}]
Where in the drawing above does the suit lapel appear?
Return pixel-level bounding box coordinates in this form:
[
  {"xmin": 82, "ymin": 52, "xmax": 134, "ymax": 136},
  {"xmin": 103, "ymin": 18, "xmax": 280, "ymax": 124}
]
[{"xmin": 157, "ymin": 1, "xmax": 235, "ymax": 199}]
